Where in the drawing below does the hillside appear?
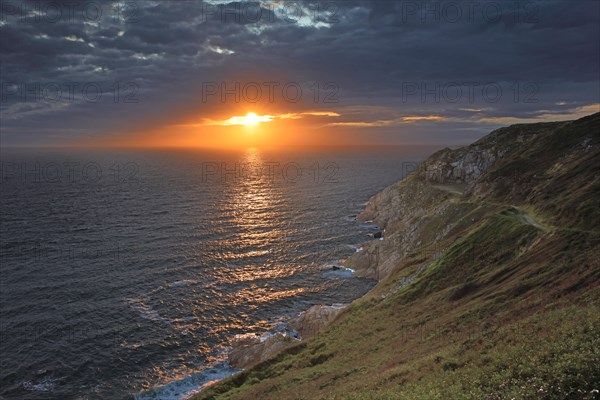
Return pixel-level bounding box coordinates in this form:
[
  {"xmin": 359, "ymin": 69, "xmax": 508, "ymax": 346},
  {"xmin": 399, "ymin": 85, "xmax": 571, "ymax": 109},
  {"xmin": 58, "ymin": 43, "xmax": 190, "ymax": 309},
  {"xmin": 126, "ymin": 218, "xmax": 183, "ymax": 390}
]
[{"xmin": 194, "ymin": 113, "xmax": 600, "ymax": 400}]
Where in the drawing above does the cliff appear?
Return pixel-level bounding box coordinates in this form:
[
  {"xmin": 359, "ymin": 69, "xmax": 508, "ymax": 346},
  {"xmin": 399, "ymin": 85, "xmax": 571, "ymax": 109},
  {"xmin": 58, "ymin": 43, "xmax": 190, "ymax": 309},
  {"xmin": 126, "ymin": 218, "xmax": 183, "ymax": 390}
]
[
  {"xmin": 194, "ymin": 113, "xmax": 600, "ymax": 400},
  {"xmin": 349, "ymin": 112, "xmax": 599, "ymax": 280}
]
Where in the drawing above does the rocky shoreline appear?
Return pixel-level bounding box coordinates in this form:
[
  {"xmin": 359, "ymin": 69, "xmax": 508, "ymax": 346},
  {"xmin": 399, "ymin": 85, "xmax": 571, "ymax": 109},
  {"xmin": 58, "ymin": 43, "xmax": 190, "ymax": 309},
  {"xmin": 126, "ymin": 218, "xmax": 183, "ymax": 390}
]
[
  {"xmin": 224, "ymin": 226, "xmax": 384, "ymax": 370},
  {"xmin": 174, "ymin": 217, "xmax": 385, "ymax": 398},
  {"xmin": 227, "ymin": 303, "xmax": 349, "ymax": 369}
]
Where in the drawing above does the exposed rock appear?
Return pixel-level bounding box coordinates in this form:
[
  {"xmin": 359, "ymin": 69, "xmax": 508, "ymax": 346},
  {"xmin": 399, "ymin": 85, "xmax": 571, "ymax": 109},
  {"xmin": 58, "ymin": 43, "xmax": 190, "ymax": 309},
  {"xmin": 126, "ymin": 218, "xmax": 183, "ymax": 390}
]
[
  {"xmin": 228, "ymin": 333, "xmax": 294, "ymax": 369},
  {"xmin": 349, "ymin": 178, "xmax": 476, "ymax": 280},
  {"xmin": 228, "ymin": 304, "xmax": 348, "ymax": 368},
  {"xmin": 288, "ymin": 304, "xmax": 347, "ymax": 339},
  {"xmin": 415, "ymin": 122, "xmax": 563, "ymax": 188},
  {"xmin": 417, "ymin": 146, "xmax": 497, "ymax": 186}
]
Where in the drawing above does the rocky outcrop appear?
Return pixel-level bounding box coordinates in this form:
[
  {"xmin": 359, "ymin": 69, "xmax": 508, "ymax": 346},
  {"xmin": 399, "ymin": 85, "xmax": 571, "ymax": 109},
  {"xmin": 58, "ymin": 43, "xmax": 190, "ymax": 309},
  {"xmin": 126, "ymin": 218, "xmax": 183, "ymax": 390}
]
[
  {"xmin": 227, "ymin": 304, "xmax": 347, "ymax": 369},
  {"xmin": 287, "ymin": 304, "xmax": 347, "ymax": 339},
  {"xmin": 349, "ymin": 178, "xmax": 481, "ymax": 280},
  {"xmin": 358, "ymin": 179, "xmax": 453, "ymax": 234},
  {"xmin": 417, "ymin": 146, "xmax": 497, "ymax": 185},
  {"xmin": 415, "ymin": 121, "xmax": 566, "ymax": 189},
  {"xmin": 228, "ymin": 333, "xmax": 294, "ymax": 369}
]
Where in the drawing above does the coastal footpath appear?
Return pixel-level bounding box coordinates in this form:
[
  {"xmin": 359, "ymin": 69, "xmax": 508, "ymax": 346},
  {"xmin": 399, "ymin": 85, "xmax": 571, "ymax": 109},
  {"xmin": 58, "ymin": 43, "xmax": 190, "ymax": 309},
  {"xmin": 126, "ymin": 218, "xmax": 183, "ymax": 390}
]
[{"xmin": 194, "ymin": 112, "xmax": 600, "ymax": 400}]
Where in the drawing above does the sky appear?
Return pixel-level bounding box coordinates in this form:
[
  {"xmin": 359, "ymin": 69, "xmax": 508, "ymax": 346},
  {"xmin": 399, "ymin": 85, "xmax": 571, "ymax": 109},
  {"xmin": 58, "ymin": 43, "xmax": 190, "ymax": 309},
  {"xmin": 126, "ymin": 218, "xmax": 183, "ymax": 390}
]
[{"xmin": 1, "ymin": 0, "xmax": 599, "ymax": 148}]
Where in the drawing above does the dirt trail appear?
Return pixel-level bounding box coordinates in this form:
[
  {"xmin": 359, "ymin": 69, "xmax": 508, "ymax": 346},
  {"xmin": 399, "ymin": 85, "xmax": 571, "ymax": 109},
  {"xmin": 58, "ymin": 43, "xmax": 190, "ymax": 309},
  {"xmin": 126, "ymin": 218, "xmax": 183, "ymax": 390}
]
[
  {"xmin": 428, "ymin": 183, "xmax": 599, "ymax": 235},
  {"xmin": 432, "ymin": 184, "xmax": 466, "ymax": 196}
]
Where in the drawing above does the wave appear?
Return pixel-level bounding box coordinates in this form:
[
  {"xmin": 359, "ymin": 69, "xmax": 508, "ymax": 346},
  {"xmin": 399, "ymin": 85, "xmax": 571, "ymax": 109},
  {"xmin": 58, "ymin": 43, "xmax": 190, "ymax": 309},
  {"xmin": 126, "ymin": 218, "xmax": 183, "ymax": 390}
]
[
  {"xmin": 126, "ymin": 298, "xmax": 172, "ymax": 324},
  {"xmin": 134, "ymin": 362, "xmax": 240, "ymax": 400},
  {"xmin": 21, "ymin": 376, "xmax": 63, "ymax": 392}
]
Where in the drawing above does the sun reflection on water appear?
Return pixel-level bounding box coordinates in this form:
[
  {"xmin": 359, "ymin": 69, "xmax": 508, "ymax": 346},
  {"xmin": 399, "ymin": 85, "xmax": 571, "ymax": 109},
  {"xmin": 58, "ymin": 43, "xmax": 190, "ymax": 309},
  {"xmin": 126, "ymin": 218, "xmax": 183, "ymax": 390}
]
[{"xmin": 224, "ymin": 148, "xmax": 287, "ymax": 257}]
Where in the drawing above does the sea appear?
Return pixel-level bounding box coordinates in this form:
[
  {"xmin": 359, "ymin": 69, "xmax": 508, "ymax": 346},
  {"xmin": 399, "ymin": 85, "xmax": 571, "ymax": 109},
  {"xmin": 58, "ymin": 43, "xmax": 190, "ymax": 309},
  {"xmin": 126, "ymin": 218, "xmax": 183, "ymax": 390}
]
[{"xmin": 0, "ymin": 146, "xmax": 436, "ymax": 399}]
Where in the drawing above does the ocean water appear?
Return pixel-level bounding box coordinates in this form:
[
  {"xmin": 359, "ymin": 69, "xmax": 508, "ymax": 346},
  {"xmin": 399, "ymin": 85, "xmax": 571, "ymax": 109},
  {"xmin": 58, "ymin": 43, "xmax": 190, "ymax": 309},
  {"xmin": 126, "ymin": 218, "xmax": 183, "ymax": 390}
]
[{"xmin": 0, "ymin": 146, "xmax": 436, "ymax": 399}]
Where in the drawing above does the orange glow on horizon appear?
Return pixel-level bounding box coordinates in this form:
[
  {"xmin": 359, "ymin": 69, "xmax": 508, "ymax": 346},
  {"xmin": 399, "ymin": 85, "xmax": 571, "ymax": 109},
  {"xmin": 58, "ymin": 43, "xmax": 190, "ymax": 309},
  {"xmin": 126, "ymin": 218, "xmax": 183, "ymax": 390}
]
[
  {"xmin": 91, "ymin": 108, "xmax": 346, "ymax": 149},
  {"xmin": 81, "ymin": 106, "xmax": 463, "ymax": 149}
]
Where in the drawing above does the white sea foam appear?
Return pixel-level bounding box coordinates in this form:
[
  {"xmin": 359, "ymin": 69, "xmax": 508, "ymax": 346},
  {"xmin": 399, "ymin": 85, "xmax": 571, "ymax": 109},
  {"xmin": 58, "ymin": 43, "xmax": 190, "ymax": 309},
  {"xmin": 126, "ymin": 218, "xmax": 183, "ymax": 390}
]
[
  {"xmin": 126, "ymin": 298, "xmax": 172, "ymax": 324},
  {"xmin": 21, "ymin": 377, "xmax": 63, "ymax": 392},
  {"xmin": 134, "ymin": 363, "xmax": 240, "ymax": 400},
  {"xmin": 321, "ymin": 264, "xmax": 355, "ymax": 278},
  {"xmin": 346, "ymin": 244, "xmax": 363, "ymax": 252}
]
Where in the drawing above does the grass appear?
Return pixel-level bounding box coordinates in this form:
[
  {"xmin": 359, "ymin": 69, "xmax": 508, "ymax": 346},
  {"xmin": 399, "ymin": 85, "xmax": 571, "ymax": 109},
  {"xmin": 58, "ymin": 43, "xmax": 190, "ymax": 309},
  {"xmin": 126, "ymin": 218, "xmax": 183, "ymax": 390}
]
[{"xmin": 343, "ymin": 307, "xmax": 600, "ymax": 400}]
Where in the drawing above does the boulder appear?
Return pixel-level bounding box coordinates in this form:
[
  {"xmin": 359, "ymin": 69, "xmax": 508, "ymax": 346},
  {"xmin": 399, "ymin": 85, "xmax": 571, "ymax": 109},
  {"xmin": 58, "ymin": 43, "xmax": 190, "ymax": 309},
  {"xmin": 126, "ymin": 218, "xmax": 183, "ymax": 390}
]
[
  {"xmin": 228, "ymin": 333, "xmax": 293, "ymax": 369},
  {"xmin": 288, "ymin": 304, "xmax": 347, "ymax": 339}
]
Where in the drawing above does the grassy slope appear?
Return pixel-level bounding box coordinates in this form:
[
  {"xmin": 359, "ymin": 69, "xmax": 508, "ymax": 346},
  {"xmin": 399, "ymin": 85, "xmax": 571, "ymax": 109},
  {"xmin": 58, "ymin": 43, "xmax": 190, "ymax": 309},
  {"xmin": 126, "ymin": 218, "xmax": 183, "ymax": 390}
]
[{"xmin": 194, "ymin": 114, "xmax": 600, "ymax": 400}]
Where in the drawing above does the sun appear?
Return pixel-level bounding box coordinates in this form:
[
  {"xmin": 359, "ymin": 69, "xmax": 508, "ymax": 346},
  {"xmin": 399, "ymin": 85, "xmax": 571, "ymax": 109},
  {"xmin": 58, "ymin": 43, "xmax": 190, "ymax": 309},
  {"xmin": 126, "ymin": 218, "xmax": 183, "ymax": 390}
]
[
  {"xmin": 242, "ymin": 112, "xmax": 261, "ymax": 126},
  {"xmin": 205, "ymin": 112, "xmax": 275, "ymax": 127}
]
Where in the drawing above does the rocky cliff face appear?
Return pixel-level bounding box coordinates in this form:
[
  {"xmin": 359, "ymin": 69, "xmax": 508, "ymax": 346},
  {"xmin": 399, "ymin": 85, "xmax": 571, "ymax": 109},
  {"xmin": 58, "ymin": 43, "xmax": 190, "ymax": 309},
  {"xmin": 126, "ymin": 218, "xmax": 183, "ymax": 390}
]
[
  {"xmin": 228, "ymin": 334, "xmax": 294, "ymax": 369},
  {"xmin": 414, "ymin": 121, "xmax": 566, "ymax": 187},
  {"xmin": 417, "ymin": 123, "xmax": 565, "ymax": 186},
  {"xmin": 348, "ymin": 113, "xmax": 600, "ymax": 280},
  {"xmin": 417, "ymin": 146, "xmax": 497, "ymax": 185}
]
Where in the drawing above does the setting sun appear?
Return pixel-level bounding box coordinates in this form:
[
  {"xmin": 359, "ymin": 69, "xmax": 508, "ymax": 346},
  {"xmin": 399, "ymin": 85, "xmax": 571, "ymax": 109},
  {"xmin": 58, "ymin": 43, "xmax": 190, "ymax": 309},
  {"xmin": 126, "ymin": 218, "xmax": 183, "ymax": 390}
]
[
  {"xmin": 209, "ymin": 112, "xmax": 275, "ymax": 127},
  {"xmin": 242, "ymin": 112, "xmax": 261, "ymax": 126}
]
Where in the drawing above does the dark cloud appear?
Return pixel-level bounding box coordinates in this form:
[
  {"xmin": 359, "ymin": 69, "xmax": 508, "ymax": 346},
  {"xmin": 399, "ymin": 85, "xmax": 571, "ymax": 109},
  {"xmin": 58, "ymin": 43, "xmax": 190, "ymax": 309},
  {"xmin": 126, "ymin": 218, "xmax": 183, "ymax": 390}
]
[{"xmin": 1, "ymin": 0, "xmax": 598, "ymax": 145}]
